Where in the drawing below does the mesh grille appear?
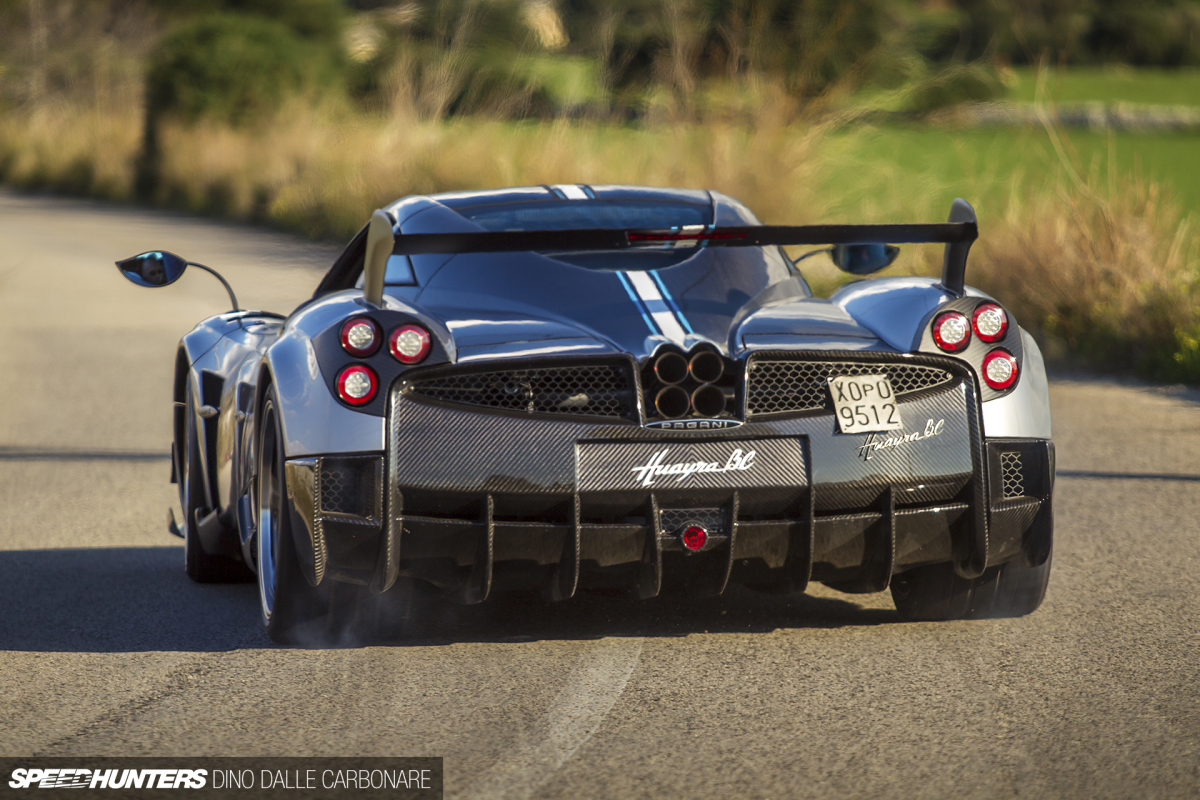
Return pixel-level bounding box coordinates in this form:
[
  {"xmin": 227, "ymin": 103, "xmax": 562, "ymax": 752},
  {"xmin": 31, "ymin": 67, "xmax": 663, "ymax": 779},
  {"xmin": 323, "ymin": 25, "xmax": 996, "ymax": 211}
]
[
  {"xmin": 406, "ymin": 364, "xmax": 633, "ymax": 418},
  {"xmin": 746, "ymin": 359, "xmax": 955, "ymax": 417},
  {"xmin": 1001, "ymin": 451, "xmax": 1025, "ymax": 498},
  {"xmin": 317, "ymin": 457, "xmax": 381, "ymax": 524},
  {"xmin": 659, "ymin": 508, "xmax": 726, "ymax": 535}
]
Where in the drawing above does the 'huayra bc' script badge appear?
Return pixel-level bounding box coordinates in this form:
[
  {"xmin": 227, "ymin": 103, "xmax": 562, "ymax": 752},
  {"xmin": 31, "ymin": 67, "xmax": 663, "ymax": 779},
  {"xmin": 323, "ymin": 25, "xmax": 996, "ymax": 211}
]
[
  {"xmin": 630, "ymin": 448, "xmax": 756, "ymax": 487},
  {"xmin": 857, "ymin": 418, "xmax": 946, "ymax": 461}
]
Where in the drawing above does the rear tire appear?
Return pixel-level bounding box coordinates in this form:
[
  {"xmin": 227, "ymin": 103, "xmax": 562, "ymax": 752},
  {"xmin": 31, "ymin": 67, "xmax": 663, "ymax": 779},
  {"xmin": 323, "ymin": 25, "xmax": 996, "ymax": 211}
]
[
  {"xmin": 891, "ymin": 549, "xmax": 1052, "ymax": 621},
  {"xmin": 257, "ymin": 392, "xmax": 325, "ymax": 644},
  {"xmin": 181, "ymin": 388, "xmax": 251, "ymax": 583},
  {"xmin": 256, "ymin": 390, "xmax": 412, "ymax": 645}
]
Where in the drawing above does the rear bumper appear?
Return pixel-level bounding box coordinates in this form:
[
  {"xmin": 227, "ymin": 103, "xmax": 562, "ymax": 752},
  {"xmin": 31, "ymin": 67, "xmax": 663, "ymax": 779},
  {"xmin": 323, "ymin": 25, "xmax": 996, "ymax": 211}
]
[{"xmin": 283, "ymin": 363, "xmax": 1053, "ymax": 599}]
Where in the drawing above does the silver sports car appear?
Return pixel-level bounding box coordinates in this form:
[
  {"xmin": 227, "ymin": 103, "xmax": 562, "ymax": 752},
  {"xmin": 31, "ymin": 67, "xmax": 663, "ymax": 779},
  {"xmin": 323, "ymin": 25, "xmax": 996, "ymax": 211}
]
[{"xmin": 117, "ymin": 185, "xmax": 1053, "ymax": 644}]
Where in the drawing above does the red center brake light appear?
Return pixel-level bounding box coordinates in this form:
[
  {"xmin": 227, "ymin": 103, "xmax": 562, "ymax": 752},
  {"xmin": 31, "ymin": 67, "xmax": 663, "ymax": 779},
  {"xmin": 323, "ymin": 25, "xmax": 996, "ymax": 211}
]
[
  {"xmin": 628, "ymin": 231, "xmax": 748, "ymax": 242},
  {"xmin": 681, "ymin": 526, "xmax": 708, "ymax": 551}
]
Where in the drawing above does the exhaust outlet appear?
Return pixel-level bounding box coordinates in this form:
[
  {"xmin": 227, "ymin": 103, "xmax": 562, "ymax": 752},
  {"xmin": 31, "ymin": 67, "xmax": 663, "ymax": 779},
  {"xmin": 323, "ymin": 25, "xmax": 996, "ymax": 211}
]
[
  {"xmin": 653, "ymin": 352, "xmax": 688, "ymax": 385},
  {"xmin": 690, "ymin": 384, "xmax": 727, "ymax": 418},
  {"xmin": 655, "ymin": 386, "xmax": 691, "ymax": 419},
  {"xmin": 688, "ymin": 351, "xmax": 724, "ymax": 384}
]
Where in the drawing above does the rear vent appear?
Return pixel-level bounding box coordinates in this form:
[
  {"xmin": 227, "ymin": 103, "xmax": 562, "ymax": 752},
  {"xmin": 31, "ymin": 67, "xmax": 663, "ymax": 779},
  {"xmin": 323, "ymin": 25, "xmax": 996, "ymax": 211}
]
[
  {"xmin": 746, "ymin": 359, "xmax": 955, "ymax": 417},
  {"xmin": 1000, "ymin": 451, "xmax": 1025, "ymax": 498},
  {"xmin": 316, "ymin": 456, "xmax": 382, "ymax": 526},
  {"xmin": 405, "ymin": 363, "xmax": 634, "ymax": 419}
]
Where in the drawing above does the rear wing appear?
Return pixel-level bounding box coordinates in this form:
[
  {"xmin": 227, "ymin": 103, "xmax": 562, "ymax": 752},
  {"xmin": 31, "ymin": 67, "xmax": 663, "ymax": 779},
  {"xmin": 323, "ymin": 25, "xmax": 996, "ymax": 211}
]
[{"xmin": 362, "ymin": 198, "xmax": 977, "ymax": 305}]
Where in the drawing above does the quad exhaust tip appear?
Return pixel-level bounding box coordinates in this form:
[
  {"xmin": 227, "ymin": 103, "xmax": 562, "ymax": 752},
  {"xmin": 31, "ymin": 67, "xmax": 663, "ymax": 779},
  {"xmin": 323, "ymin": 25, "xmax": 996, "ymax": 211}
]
[
  {"xmin": 690, "ymin": 384, "xmax": 727, "ymax": 417},
  {"xmin": 655, "ymin": 385, "xmax": 691, "ymax": 418},
  {"xmin": 688, "ymin": 351, "xmax": 724, "ymax": 383},
  {"xmin": 653, "ymin": 352, "xmax": 689, "ymax": 385}
]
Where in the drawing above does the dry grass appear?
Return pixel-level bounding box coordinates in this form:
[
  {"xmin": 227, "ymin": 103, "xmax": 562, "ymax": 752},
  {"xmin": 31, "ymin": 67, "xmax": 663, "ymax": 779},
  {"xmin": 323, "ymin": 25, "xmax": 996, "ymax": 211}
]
[
  {"xmin": 1, "ymin": 99, "xmax": 1198, "ymax": 382},
  {"xmin": 0, "ymin": 105, "xmax": 142, "ymax": 199},
  {"xmin": 143, "ymin": 96, "xmax": 824, "ymax": 239},
  {"xmin": 977, "ymin": 164, "xmax": 1200, "ymax": 380}
]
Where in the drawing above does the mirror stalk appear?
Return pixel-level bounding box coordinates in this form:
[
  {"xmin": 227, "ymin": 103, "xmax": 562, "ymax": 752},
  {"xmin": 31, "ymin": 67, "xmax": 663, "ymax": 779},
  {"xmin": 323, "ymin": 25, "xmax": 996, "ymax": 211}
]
[
  {"xmin": 188, "ymin": 262, "xmax": 239, "ymax": 312},
  {"xmin": 792, "ymin": 247, "xmax": 833, "ymax": 265}
]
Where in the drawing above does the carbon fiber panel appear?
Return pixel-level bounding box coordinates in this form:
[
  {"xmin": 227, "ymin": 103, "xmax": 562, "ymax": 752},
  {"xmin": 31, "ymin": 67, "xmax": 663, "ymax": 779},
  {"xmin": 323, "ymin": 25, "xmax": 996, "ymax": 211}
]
[
  {"xmin": 388, "ymin": 359, "xmax": 975, "ymax": 513},
  {"xmin": 809, "ymin": 381, "xmax": 974, "ymax": 512},
  {"xmin": 577, "ymin": 438, "xmax": 805, "ymax": 493}
]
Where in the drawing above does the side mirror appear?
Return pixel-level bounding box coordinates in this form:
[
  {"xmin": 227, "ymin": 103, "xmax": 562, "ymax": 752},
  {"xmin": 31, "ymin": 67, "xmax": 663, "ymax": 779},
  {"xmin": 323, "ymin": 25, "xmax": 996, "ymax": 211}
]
[
  {"xmin": 114, "ymin": 250, "xmax": 239, "ymax": 310},
  {"xmin": 116, "ymin": 251, "xmax": 188, "ymax": 287},
  {"xmin": 831, "ymin": 243, "xmax": 900, "ymax": 276}
]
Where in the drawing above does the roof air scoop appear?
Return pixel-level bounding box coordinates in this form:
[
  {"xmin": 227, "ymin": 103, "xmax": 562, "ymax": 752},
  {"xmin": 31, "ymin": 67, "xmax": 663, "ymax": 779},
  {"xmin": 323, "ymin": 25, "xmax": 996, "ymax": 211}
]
[{"xmin": 363, "ymin": 209, "xmax": 394, "ymax": 308}]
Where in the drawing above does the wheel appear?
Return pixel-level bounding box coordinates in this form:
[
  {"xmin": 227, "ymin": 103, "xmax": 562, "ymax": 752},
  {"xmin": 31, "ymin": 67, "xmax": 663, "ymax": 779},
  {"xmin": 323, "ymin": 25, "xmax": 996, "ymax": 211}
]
[
  {"xmin": 180, "ymin": 387, "xmax": 251, "ymax": 583},
  {"xmin": 256, "ymin": 391, "xmax": 326, "ymax": 644},
  {"xmin": 256, "ymin": 390, "xmax": 412, "ymax": 645},
  {"xmin": 890, "ymin": 548, "xmax": 1052, "ymax": 621}
]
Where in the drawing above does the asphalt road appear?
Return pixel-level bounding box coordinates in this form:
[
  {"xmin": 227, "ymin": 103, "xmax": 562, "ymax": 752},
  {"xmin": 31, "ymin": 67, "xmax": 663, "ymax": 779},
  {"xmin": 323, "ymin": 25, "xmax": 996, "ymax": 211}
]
[{"xmin": 2, "ymin": 189, "xmax": 1199, "ymax": 799}]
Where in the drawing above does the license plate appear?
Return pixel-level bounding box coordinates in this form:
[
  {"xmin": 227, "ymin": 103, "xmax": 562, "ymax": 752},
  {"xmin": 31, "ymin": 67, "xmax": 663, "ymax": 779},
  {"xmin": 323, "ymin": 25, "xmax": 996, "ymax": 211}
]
[{"xmin": 828, "ymin": 374, "xmax": 903, "ymax": 434}]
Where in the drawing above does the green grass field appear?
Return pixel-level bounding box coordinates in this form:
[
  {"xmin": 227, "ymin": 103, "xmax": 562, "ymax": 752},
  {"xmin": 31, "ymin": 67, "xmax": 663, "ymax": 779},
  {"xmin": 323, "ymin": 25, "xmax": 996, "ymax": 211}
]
[
  {"xmin": 1006, "ymin": 67, "xmax": 1200, "ymax": 107},
  {"xmin": 820, "ymin": 126, "xmax": 1200, "ymax": 222}
]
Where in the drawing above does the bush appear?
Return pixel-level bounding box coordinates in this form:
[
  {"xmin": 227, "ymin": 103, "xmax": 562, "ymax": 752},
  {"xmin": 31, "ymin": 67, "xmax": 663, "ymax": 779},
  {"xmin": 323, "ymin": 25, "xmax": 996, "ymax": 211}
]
[
  {"xmin": 145, "ymin": 13, "xmax": 340, "ymax": 125},
  {"xmin": 1087, "ymin": 0, "xmax": 1200, "ymax": 66},
  {"xmin": 905, "ymin": 63, "xmax": 1007, "ymax": 113},
  {"xmin": 143, "ymin": 0, "xmax": 345, "ymax": 42}
]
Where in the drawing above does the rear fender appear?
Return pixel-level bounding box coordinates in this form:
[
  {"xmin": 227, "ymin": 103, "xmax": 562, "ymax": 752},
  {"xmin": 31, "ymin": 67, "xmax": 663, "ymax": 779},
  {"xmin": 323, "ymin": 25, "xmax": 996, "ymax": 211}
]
[
  {"xmin": 260, "ymin": 290, "xmax": 455, "ymax": 458},
  {"xmin": 261, "ymin": 335, "xmax": 386, "ymax": 458},
  {"xmin": 835, "ymin": 277, "xmax": 1047, "ymax": 428},
  {"xmin": 833, "ymin": 277, "xmax": 959, "ymax": 352},
  {"xmin": 980, "ymin": 330, "xmax": 1052, "ymax": 439}
]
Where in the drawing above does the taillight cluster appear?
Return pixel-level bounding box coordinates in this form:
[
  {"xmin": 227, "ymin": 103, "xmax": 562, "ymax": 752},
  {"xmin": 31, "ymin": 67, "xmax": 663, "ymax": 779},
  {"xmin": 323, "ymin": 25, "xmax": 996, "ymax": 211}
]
[
  {"xmin": 931, "ymin": 303, "xmax": 1018, "ymax": 391},
  {"xmin": 334, "ymin": 316, "xmax": 432, "ymax": 406}
]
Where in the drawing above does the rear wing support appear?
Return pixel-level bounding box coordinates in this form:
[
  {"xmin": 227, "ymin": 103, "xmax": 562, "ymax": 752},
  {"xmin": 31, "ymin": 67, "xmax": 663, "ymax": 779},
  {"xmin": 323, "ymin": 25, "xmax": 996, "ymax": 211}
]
[{"xmin": 941, "ymin": 198, "xmax": 977, "ymax": 297}]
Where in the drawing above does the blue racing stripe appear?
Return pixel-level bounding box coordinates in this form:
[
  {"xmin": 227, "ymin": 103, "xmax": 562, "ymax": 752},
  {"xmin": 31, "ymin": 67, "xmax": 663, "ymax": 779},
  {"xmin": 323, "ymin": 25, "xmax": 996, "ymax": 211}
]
[
  {"xmin": 649, "ymin": 271, "xmax": 694, "ymax": 334},
  {"xmin": 615, "ymin": 272, "xmax": 660, "ymax": 335}
]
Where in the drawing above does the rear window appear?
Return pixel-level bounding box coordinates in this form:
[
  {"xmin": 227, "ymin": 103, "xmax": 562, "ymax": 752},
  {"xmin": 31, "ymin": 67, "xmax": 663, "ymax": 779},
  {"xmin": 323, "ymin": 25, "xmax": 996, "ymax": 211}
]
[{"xmin": 457, "ymin": 200, "xmax": 712, "ymax": 271}]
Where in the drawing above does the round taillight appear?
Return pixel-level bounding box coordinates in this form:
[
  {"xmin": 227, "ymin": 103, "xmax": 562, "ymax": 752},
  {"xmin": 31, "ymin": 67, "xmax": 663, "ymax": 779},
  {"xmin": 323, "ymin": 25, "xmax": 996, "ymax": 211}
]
[
  {"xmin": 981, "ymin": 349, "xmax": 1019, "ymax": 390},
  {"xmin": 336, "ymin": 365, "xmax": 378, "ymax": 405},
  {"xmin": 681, "ymin": 526, "xmax": 708, "ymax": 551},
  {"xmin": 972, "ymin": 304, "xmax": 1008, "ymax": 343},
  {"xmin": 390, "ymin": 324, "xmax": 431, "ymax": 364},
  {"xmin": 932, "ymin": 311, "xmax": 971, "ymax": 352},
  {"xmin": 340, "ymin": 317, "xmax": 381, "ymax": 357}
]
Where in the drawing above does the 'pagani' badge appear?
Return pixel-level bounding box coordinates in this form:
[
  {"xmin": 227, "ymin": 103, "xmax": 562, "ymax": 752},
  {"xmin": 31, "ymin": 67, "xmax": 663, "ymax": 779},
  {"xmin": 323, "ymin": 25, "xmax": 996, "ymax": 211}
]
[{"xmin": 643, "ymin": 418, "xmax": 743, "ymax": 431}]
